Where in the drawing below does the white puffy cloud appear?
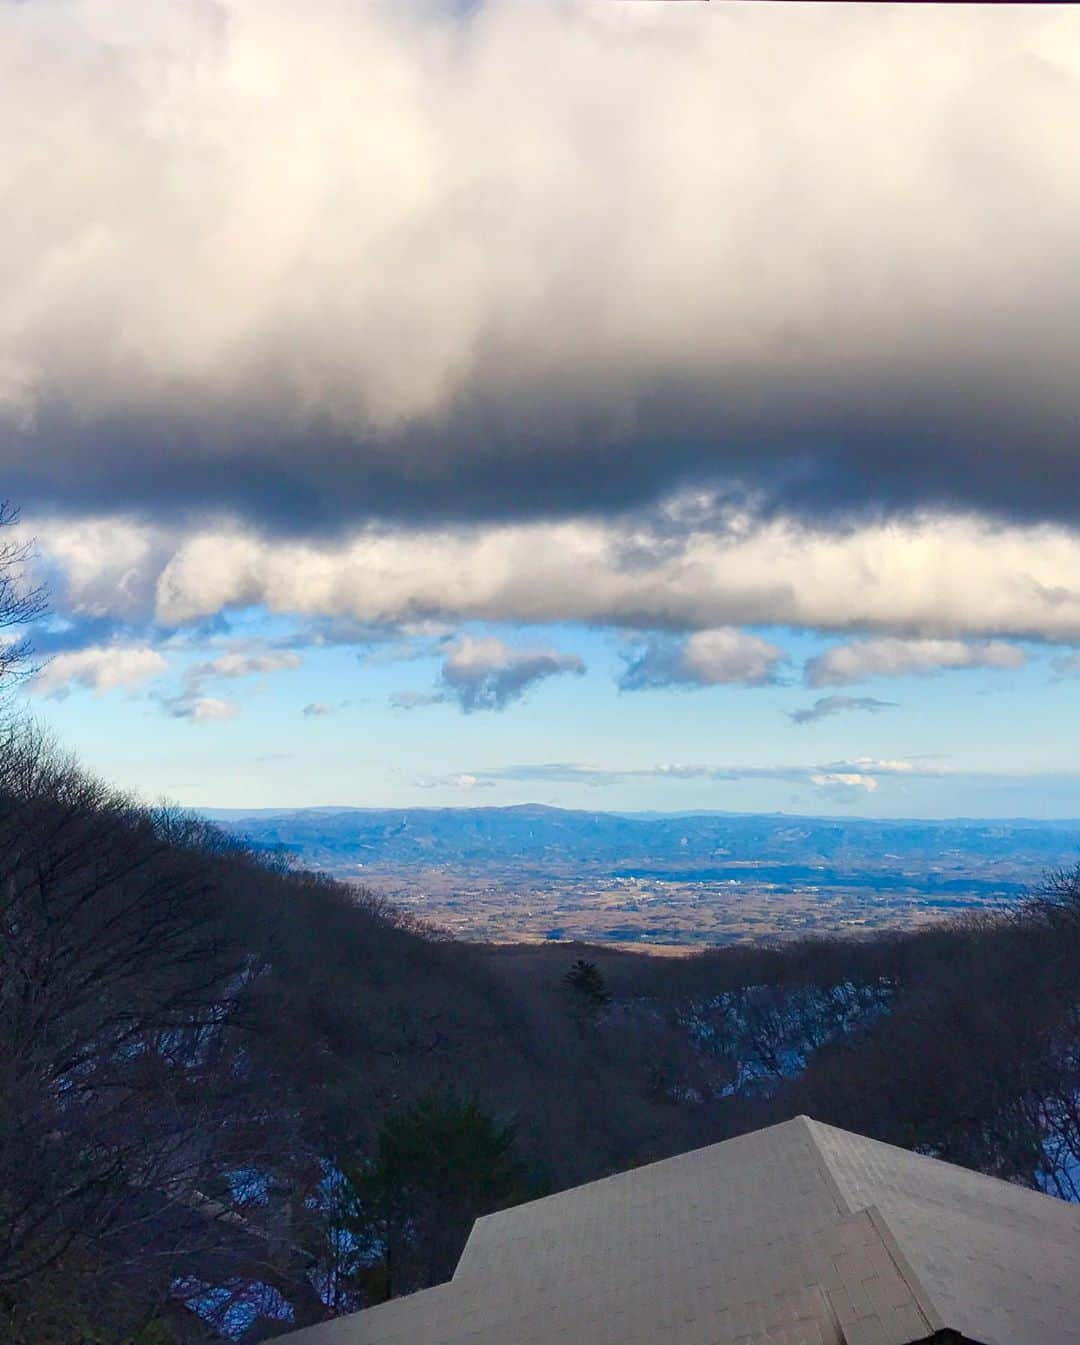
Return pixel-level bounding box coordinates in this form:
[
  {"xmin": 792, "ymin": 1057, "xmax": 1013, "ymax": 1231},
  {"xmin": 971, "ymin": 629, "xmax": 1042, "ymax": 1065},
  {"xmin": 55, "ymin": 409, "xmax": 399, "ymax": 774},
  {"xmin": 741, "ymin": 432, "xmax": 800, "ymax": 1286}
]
[
  {"xmin": 32, "ymin": 644, "xmax": 166, "ymax": 698},
  {"xmin": 404, "ymin": 635, "xmax": 586, "ymax": 713},
  {"xmin": 844, "ymin": 757, "xmax": 923, "ymax": 776},
  {"xmin": 19, "ymin": 508, "xmax": 1080, "ymax": 654},
  {"xmin": 192, "ymin": 649, "xmax": 301, "ymax": 679},
  {"xmin": 33, "ymin": 518, "xmax": 168, "ymax": 621},
  {"xmin": 169, "ymin": 696, "xmax": 238, "ymax": 723},
  {"xmin": 621, "ymin": 628, "xmax": 784, "ymax": 690},
  {"xmin": 302, "ymin": 700, "xmax": 333, "ymax": 717},
  {"xmin": 805, "ymin": 637, "xmax": 1028, "ymax": 688},
  {"xmin": 809, "ymin": 772, "xmax": 878, "ymax": 794},
  {"xmin": 154, "ymin": 644, "xmax": 301, "ymax": 723},
  {"xmin": 140, "ymin": 511, "xmax": 1080, "ymax": 643}
]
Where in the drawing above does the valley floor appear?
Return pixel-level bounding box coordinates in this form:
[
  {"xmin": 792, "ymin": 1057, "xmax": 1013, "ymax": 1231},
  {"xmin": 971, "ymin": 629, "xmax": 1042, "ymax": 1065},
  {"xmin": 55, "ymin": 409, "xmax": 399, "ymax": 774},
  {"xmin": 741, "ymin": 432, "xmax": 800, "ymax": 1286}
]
[{"xmin": 351, "ymin": 863, "xmax": 1023, "ymax": 947}]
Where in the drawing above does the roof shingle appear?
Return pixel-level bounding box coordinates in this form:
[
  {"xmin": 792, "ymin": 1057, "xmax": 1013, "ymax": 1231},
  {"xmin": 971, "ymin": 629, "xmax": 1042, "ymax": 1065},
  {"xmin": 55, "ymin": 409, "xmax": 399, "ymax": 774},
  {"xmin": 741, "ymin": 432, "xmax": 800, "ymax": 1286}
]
[{"xmin": 276, "ymin": 1116, "xmax": 1080, "ymax": 1345}]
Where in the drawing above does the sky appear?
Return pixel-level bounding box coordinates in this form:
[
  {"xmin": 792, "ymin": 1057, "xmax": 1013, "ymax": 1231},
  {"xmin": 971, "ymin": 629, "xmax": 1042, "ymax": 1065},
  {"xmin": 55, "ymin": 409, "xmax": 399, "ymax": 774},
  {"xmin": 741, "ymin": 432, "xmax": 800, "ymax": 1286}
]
[{"xmin": 2, "ymin": 0, "xmax": 1080, "ymax": 818}]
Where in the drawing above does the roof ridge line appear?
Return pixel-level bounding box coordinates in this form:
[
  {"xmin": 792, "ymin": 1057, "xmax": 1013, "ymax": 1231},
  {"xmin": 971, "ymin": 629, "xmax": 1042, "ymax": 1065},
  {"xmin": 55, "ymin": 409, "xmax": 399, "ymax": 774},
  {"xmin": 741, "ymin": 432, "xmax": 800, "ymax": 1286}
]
[
  {"xmin": 801, "ymin": 1115, "xmax": 1077, "ymax": 1214},
  {"xmin": 798, "ymin": 1114, "xmax": 858, "ymax": 1220},
  {"xmin": 863, "ymin": 1202, "xmax": 946, "ymax": 1337},
  {"xmin": 800, "ymin": 1117, "xmax": 947, "ymax": 1337},
  {"xmin": 800, "ymin": 1116, "xmax": 947, "ymax": 1336}
]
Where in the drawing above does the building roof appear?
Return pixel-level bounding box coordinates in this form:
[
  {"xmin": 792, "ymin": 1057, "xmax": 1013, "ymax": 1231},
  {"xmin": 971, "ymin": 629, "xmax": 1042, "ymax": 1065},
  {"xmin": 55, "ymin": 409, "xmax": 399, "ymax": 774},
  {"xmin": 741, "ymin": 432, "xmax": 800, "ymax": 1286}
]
[{"xmin": 277, "ymin": 1115, "xmax": 1080, "ymax": 1345}]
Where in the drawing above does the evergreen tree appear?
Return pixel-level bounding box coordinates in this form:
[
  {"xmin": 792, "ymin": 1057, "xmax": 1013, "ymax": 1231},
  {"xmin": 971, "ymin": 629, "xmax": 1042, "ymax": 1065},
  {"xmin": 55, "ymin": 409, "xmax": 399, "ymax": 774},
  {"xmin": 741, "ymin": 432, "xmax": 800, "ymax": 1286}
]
[
  {"xmin": 563, "ymin": 959, "xmax": 612, "ymax": 1023},
  {"xmin": 342, "ymin": 1090, "xmax": 531, "ymax": 1298}
]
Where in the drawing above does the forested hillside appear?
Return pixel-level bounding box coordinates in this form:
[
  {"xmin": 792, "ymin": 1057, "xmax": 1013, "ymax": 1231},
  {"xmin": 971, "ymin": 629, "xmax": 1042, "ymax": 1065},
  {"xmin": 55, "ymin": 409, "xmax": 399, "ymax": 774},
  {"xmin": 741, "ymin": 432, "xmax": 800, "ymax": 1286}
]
[
  {"xmin": 208, "ymin": 803, "xmax": 1080, "ymax": 874},
  {"xmin": 2, "ymin": 722, "xmax": 1079, "ymax": 1344}
]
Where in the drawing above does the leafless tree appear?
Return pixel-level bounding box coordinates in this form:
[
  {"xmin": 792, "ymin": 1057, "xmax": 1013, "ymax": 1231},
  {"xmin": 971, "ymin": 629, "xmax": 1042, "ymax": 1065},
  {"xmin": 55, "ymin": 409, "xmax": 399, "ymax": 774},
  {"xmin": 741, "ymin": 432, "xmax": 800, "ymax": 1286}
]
[
  {"xmin": 0, "ymin": 501, "xmax": 46, "ymax": 687},
  {"xmin": 0, "ymin": 729, "xmax": 311, "ymax": 1341}
]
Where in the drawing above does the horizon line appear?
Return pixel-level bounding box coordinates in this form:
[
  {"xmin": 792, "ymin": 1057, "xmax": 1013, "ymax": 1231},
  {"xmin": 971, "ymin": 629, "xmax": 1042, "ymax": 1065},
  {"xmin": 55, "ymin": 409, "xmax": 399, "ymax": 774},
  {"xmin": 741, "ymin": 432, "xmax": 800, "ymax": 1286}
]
[{"xmin": 195, "ymin": 802, "xmax": 1080, "ymax": 825}]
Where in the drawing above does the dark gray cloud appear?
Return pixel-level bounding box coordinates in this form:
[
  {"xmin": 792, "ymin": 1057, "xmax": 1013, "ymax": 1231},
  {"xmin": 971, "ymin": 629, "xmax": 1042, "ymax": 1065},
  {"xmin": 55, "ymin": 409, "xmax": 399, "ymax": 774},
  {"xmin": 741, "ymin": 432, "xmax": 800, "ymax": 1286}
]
[
  {"xmin": 789, "ymin": 695, "xmax": 897, "ymax": 726},
  {"xmin": 5, "ymin": 2, "xmax": 1080, "ymax": 537},
  {"xmin": 8, "ymin": 376, "xmax": 1080, "ymax": 539}
]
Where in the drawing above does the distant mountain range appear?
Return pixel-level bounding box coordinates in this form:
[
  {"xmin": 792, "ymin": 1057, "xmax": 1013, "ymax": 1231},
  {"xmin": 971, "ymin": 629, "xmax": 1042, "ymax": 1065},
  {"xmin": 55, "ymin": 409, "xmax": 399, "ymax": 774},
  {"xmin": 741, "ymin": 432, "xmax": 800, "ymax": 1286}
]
[{"xmin": 205, "ymin": 805, "xmax": 1080, "ymax": 884}]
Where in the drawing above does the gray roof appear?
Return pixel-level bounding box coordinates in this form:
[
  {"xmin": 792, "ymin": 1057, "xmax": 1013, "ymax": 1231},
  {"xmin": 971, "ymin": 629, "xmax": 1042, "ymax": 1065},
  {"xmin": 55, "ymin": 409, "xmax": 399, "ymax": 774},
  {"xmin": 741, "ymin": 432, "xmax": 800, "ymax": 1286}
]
[{"xmin": 277, "ymin": 1115, "xmax": 1080, "ymax": 1345}]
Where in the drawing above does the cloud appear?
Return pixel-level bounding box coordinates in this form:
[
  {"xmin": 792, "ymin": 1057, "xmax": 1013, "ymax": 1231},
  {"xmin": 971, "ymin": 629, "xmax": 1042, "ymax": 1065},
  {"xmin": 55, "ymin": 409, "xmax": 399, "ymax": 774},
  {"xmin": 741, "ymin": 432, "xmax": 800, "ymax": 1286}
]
[
  {"xmin": 3, "ymin": 3, "xmax": 1080, "ymax": 531},
  {"xmin": 415, "ymin": 770, "xmax": 497, "ymax": 792},
  {"xmin": 397, "ymin": 635, "xmax": 585, "ymax": 713},
  {"xmin": 190, "ymin": 650, "xmax": 302, "ymax": 680},
  {"xmin": 805, "ymin": 638, "xmax": 1027, "ymax": 688},
  {"xmin": 443, "ymin": 756, "xmax": 934, "ymax": 792},
  {"xmin": 790, "ymin": 695, "xmax": 897, "ymax": 725},
  {"xmin": 157, "ymin": 642, "xmax": 300, "ymax": 723},
  {"xmin": 302, "ymin": 700, "xmax": 333, "ymax": 717},
  {"xmin": 390, "ymin": 690, "xmax": 445, "ymax": 711},
  {"xmin": 842, "ymin": 757, "xmax": 922, "ymax": 776},
  {"xmin": 178, "ymin": 643, "xmax": 300, "ymax": 706},
  {"xmin": 31, "ymin": 517, "xmax": 169, "ymax": 621},
  {"xmin": 31, "ymin": 644, "xmax": 167, "ymax": 699},
  {"xmin": 621, "ymin": 628, "xmax": 784, "ymax": 691},
  {"xmin": 809, "ymin": 772, "xmax": 878, "ymax": 795},
  {"xmin": 442, "ymin": 636, "xmax": 585, "ymax": 712},
  {"xmin": 28, "ymin": 507, "xmax": 1080, "ymax": 646},
  {"xmin": 168, "ymin": 696, "xmax": 238, "ymax": 724},
  {"xmin": 23, "ymin": 616, "xmax": 143, "ymax": 659},
  {"xmin": 443, "ymin": 762, "xmax": 627, "ymax": 788}
]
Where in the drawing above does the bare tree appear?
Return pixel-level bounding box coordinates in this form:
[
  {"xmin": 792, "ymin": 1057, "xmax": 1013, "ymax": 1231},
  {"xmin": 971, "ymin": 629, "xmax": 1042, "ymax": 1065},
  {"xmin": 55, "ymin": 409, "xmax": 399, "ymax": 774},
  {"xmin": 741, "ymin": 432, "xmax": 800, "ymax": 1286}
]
[
  {"xmin": 0, "ymin": 502, "xmax": 46, "ymax": 687},
  {"xmin": 0, "ymin": 730, "xmax": 304, "ymax": 1342}
]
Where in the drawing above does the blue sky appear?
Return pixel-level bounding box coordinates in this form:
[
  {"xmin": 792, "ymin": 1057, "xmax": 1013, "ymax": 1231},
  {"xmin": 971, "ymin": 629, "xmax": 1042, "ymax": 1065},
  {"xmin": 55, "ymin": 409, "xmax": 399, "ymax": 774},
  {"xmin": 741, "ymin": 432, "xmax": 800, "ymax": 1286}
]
[
  {"xmin": 3, "ymin": 0, "xmax": 1080, "ymax": 819},
  {"xmin": 18, "ymin": 614, "xmax": 1080, "ymax": 818}
]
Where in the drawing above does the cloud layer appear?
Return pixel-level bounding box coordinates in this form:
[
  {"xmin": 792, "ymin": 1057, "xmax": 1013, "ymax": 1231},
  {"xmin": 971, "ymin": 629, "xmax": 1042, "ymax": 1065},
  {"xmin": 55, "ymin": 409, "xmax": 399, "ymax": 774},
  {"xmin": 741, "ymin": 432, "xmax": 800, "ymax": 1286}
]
[
  {"xmin": 28, "ymin": 508, "xmax": 1080, "ymax": 645},
  {"xmin": 6, "ymin": 0, "xmax": 1080, "ymax": 754},
  {"xmin": 429, "ymin": 755, "xmax": 939, "ymax": 797},
  {"xmin": 4, "ymin": 1, "xmax": 1080, "ymax": 530}
]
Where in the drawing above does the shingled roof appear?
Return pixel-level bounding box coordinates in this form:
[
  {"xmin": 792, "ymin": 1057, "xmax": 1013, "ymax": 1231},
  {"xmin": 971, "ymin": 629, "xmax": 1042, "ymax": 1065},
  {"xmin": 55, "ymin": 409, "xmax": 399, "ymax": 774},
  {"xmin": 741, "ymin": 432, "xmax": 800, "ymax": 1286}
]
[{"xmin": 277, "ymin": 1115, "xmax": 1080, "ymax": 1345}]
